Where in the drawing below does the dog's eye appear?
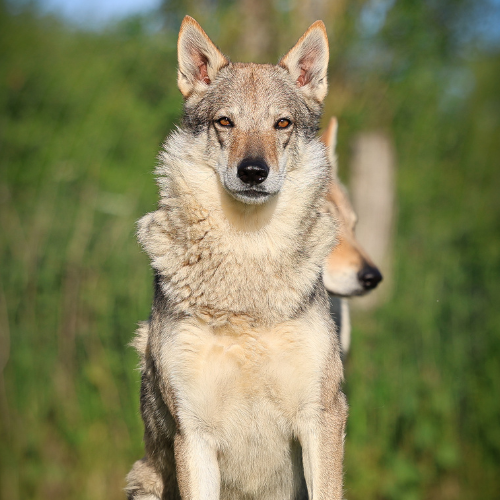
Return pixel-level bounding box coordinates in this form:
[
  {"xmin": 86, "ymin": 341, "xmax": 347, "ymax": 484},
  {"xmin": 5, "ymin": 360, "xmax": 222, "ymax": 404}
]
[
  {"xmin": 217, "ymin": 117, "xmax": 233, "ymax": 127},
  {"xmin": 275, "ymin": 118, "xmax": 292, "ymax": 129}
]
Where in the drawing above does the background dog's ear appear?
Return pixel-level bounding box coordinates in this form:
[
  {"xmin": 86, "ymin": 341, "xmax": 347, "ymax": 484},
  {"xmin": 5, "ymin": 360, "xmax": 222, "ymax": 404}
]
[
  {"xmin": 321, "ymin": 117, "xmax": 339, "ymax": 177},
  {"xmin": 279, "ymin": 21, "xmax": 329, "ymax": 103},
  {"xmin": 177, "ymin": 16, "xmax": 229, "ymax": 98}
]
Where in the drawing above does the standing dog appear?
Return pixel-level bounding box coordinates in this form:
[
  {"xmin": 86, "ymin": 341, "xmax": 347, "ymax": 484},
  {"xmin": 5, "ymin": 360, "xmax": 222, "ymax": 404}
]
[
  {"xmin": 321, "ymin": 118, "xmax": 383, "ymax": 353},
  {"xmin": 126, "ymin": 16, "xmax": 347, "ymax": 500}
]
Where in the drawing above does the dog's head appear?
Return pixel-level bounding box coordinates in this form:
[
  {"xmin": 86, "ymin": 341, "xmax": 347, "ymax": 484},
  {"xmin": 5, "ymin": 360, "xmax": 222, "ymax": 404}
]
[
  {"xmin": 321, "ymin": 118, "xmax": 383, "ymax": 296},
  {"xmin": 176, "ymin": 16, "xmax": 329, "ymax": 205}
]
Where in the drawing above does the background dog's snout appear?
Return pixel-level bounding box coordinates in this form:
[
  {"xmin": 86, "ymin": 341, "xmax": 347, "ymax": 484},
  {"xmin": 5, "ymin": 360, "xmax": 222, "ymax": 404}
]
[
  {"xmin": 358, "ymin": 264, "xmax": 383, "ymax": 291},
  {"xmin": 237, "ymin": 158, "xmax": 269, "ymax": 186}
]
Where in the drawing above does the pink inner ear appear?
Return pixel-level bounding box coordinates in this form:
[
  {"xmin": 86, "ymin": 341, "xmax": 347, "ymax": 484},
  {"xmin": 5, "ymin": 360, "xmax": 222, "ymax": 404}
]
[
  {"xmin": 189, "ymin": 45, "xmax": 211, "ymax": 84},
  {"xmin": 296, "ymin": 53, "xmax": 316, "ymax": 87},
  {"xmin": 198, "ymin": 62, "xmax": 211, "ymax": 84},
  {"xmin": 297, "ymin": 67, "xmax": 309, "ymax": 87}
]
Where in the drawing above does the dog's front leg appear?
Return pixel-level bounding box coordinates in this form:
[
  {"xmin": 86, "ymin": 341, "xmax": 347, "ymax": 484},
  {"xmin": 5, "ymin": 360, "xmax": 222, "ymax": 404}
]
[
  {"xmin": 299, "ymin": 391, "xmax": 348, "ymax": 500},
  {"xmin": 174, "ymin": 430, "xmax": 220, "ymax": 500}
]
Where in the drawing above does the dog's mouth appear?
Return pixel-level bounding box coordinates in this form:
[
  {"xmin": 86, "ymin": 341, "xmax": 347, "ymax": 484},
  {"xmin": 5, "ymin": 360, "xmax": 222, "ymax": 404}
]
[{"xmin": 229, "ymin": 188, "xmax": 276, "ymax": 205}]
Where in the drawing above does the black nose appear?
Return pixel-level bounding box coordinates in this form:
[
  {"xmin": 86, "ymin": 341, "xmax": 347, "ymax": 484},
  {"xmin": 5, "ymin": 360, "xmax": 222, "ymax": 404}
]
[
  {"xmin": 237, "ymin": 158, "xmax": 269, "ymax": 186},
  {"xmin": 358, "ymin": 265, "xmax": 383, "ymax": 291}
]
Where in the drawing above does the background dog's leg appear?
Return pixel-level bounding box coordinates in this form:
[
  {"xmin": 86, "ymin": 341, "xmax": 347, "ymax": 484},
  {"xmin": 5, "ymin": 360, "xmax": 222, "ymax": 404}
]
[
  {"xmin": 300, "ymin": 391, "xmax": 348, "ymax": 500},
  {"xmin": 339, "ymin": 299, "xmax": 351, "ymax": 356},
  {"xmin": 174, "ymin": 432, "xmax": 220, "ymax": 500}
]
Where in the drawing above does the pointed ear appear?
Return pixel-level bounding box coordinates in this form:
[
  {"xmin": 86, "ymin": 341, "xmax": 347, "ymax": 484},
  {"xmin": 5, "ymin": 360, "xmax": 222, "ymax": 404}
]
[
  {"xmin": 279, "ymin": 20, "xmax": 329, "ymax": 102},
  {"xmin": 321, "ymin": 117, "xmax": 338, "ymax": 176},
  {"xmin": 177, "ymin": 16, "xmax": 229, "ymax": 98}
]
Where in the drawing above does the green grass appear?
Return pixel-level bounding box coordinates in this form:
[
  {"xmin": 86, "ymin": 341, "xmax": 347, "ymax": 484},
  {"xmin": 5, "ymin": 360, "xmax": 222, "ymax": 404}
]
[
  {"xmin": 1, "ymin": 4, "xmax": 499, "ymax": 500},
  {"xmin": 0, "ymin": 9, "xmax": 181, "ymax": 498}
]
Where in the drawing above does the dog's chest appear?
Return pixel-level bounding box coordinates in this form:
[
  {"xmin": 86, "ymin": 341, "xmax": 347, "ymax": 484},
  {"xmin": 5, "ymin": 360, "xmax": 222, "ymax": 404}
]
[{"xmin": 163, "ymin": 317, "xmax": 327, "ymax": 442}]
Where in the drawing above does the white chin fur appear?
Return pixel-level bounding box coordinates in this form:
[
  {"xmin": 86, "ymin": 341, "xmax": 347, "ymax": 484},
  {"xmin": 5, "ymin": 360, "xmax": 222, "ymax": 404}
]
[
  {"xmin": 323, "ymin": 271, "xmax": 365, "ymax": 297},
  {"xmin": 229, "ymin": 190, "xmax": 276, "ymax": 205}
]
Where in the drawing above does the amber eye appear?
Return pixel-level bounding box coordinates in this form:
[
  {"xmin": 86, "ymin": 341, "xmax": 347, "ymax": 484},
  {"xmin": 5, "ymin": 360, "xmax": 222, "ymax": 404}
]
[
  {"xmin": 217, "ymin": 117, "xmax": 233, "ymax": 127},
  {"xmin": 275, "ymin": 118, "xmax": 291, "ymax": 129}
]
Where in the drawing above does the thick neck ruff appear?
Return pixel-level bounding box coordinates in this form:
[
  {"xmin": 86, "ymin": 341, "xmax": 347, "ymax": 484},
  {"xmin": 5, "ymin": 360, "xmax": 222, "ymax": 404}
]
[{"xmin": 137, "ymin": 130, "xmax": 336, "ymax": 327}]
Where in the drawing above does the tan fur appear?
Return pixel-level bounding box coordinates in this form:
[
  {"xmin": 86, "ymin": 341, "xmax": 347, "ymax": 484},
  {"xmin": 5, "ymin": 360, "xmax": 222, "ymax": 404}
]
[{"xmin": 126, "ymin": 17, "xmax": 347, "ymax": 500}]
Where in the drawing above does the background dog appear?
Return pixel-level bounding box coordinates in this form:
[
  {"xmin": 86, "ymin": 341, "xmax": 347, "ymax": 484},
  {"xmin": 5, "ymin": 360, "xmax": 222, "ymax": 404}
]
[{"xmin": 321, "ymin": 117, "xmax": 383, "ymax": 354}]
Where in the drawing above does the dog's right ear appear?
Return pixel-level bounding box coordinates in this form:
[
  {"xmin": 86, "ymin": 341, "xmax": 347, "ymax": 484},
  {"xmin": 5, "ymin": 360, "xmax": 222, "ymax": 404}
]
[
  {"xmin": 321, "ymin": 117, "xmax": 339, "ymax": 177},
  {"xmin": 177, "ymin": 16, "xmax": 229, "ymax": 99}
]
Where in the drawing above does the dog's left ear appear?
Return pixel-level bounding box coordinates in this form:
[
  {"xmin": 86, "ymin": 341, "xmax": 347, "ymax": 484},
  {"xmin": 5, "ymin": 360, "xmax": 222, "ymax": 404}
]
[
  {"xmin": 177, "ymin": 16, "xmax": 229, "ymax": 99},
  {"xmin": 279, "ymin": 21, "xmax": 329, "ymax": 103}
]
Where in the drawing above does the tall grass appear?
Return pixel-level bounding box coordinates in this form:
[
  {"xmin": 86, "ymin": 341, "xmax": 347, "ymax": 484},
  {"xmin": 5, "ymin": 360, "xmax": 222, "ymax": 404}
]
[
  {"xmin": 0, "ymin": 9, "xmax": 182, "ymax": 498},
  {"xmin": 1, "ymin": 4, "xmax": 499, "ymax": 500}
]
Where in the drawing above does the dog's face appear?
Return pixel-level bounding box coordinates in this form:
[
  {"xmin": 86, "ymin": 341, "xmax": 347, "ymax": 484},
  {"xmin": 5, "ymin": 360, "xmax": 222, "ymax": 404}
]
[
  {"xmin": 194, "ymin": 65, "xmax": 313, "ymax": 205},
  {"xmin": 321, "ymin": 118, "xmax": 383, "ymax": 296},
  {"xmin": 177, "ymin": 16, "xmax": 329, "ymax": 205},
  {"xmin": 324, "ymin": 182, "xmax": 382, "ymax": 296}
]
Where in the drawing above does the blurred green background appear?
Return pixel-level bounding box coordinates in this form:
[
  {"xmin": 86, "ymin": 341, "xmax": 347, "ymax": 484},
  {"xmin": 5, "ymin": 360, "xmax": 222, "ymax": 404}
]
[{"xmin": 1, "ymin": 0, "xmax": 499, "ymax": 498}]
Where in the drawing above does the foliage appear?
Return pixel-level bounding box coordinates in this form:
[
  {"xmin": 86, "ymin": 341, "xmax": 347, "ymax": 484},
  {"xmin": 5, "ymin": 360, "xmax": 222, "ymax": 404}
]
[{"xmin": 0, "ymin": 7, "xmax": 181, "ymax": 498}]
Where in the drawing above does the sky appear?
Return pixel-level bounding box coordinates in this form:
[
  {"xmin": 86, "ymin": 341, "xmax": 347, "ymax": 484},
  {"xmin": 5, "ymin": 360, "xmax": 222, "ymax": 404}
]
[
  {"xmin": 33, "ymin": 0, "xmax": 162, "ymax": 25},
  {"xmin": 14, "ymin": 0, "xmax": 500, "ymax": 47}
]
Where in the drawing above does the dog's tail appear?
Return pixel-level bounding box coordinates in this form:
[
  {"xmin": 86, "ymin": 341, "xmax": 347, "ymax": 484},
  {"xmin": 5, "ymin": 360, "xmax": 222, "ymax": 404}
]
[{"xmin": 130, "ymin": 320, "xmax": 149, "ymax": 370}]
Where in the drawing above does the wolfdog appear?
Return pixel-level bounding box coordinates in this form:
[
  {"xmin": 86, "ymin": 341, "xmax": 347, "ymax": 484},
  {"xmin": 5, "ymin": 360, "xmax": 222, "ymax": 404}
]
[
  {"xmin": 321, "ymin": 118, "xmax": 383, "ymax": 353},
  {"xmin": 126, "ymin": 16, "xmax": 347, "ymax": 500}
]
